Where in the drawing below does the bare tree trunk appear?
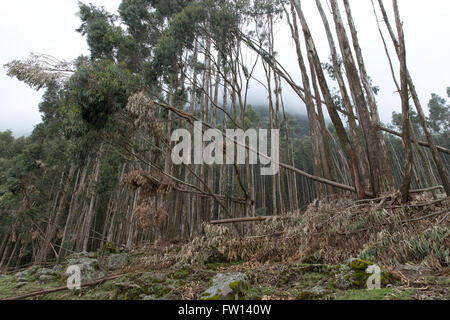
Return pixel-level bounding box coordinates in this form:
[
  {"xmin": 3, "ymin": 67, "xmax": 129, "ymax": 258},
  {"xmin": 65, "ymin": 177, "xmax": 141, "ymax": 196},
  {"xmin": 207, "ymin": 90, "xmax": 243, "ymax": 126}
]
[
  {"xmin": 0, "ymin": 235, "xmax": 12, "ymax": 269},
  {"xmin": 285, "ymin": 2, "xmax": 326, "ymax": 198},
  {"xmin": 377, "ymin": 0, "xmax": 449, "ymax": 196},
  {"xmin": 6, "ymin": 235, "xmax": 21, "ymax": 268},
  {"xmin": 82, "ymin": 144, "xmax": 104, "ymax": 252},
  {"xmin": 38, "ymin": 165, "xmax": 75, "ymax": 264},
  {"xmin": 393, "ymin": 0, "xmax": 413, "ymax": 202},
  {"xmin": 329, "ymin": 0, "xmax": 384, "ymax": 197},
  {"xmin": 292, "ymin": 0, "xmax": 366, "ymax": 199},
  {"xmin": 342, "ymin": 0, "xmax": 395, "ymax": 191}
]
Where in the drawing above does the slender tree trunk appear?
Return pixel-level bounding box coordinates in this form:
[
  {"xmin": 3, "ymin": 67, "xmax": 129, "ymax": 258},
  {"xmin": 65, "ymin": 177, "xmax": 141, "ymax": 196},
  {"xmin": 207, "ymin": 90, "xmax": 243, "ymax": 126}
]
[
  {"xmin": 329, "ymin": 0, "xmax": 384, "ymax": 196},
  {"xmin": 315, "ymin": 0, "xmax": 370, "ymax": 192},
  {"xmin": 377, "ymin": 0, "xmax": 449, "ymax": 195},
  {"xmin": 82, "ymin": 144, "xmax": 104, "ymax": 252},
  {"xmin": 6, "ymin": 235, "xmax": 21, "ymax": 269},
  {"xmin": 38, "ymin": 165, "xmax": 75, "ymax": 264},
  {"xmin": 342, "ymin": 0, "xmax": 395, "ymax": 191},
  {"xmin": 393, "ymin": 0, "xmax": 413, "ymax": 202},
  {"xmin": 292, "ymin": 0, "xmax": 366, "ymax": 199}
]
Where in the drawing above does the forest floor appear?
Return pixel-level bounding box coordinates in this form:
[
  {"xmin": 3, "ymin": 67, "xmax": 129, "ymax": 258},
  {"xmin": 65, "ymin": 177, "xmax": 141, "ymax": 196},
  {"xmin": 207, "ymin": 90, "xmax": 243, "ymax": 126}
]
[
  {"xmin": 1, "ymin": 194, "xmax": 449, "ymax": 300},
  {"xmin": 0, "ymin": 246, "xmax": 448, "ymax": 300}
]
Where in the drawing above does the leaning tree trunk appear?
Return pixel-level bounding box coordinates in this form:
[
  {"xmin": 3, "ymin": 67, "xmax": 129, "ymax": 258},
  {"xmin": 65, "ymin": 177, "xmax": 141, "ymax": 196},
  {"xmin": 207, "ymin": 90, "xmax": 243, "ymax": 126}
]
[
  {"xmin": 393, "ymin": 0, "xmax": 413, "ymax": 202},
  {"xmin": 342, "ymin": 0, "xmax": 395, "ymax": 191},
  {"xmin": 315, "ymin": 0, "xmax": 370, "ymax": 192},
  {"xmin": 329, "ymin": 0, "xmax": 384, "ymax": 197},
  {"xmin": 377, "ymin": 0, "xmax": 449, "ymax": 196},
  {"xmin": 291, "ymin": 0, "xmax": 366, "ymax": 200}
]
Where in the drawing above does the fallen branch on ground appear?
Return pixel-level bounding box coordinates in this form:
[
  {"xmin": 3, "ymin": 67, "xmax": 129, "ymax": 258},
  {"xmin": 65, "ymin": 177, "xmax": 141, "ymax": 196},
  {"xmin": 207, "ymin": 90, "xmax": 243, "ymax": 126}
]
[{"xmin": 3, "ymin": 273, "xmax": 134, "ymax": 301}]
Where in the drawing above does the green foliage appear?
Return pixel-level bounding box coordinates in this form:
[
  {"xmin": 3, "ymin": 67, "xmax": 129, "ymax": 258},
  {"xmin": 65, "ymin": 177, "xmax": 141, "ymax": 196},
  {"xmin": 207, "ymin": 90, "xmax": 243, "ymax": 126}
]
[
  {"xmin": 68, "ymin": 59, "xmax": 137, "ymax": 129},
  {"xmin": 428, "ymin": 92, "xmax": 450, "ymax": 133},
  {"xmin": 147, "ymin": 2, "xmax": 207, "ymax": 82},
  {"xmin": 77, "ymin": 3, "xmax": 122, "ymax": 60}
]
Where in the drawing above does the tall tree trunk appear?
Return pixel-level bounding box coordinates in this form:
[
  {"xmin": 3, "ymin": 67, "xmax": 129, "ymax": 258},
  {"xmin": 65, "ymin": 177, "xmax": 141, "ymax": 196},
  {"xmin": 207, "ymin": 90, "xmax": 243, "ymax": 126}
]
[
  {"xmin": 38, "ymin": 165, "xmax": 75, "ymax": 264},
  {"xmin": 82, "ymin": 144, "xmax": 104, "ymax": 252},
  {"xmin": 342, "ymin": 0, "xmax": 395, "ymax": 191},
  {"xmin": 291, "ymin": 0, "xmax": 366, "ymax": 199},
  {"xmin": 329, "ymin": 0, "xmax": 384, "ymax": 197},
  {"xmin": 393, "ymin": 0, "xmax": 413, "ymax": 202},
  {"xmin": 315, "ymin": 0, "xmax": 370, "ymax": 192},
  {"xmin": 286, "ymin": 2, "xmax": 326, "ymax": 198},
  {"xmin": 377, "ymin": 0, "xmax": 449, "ymax": 196}
]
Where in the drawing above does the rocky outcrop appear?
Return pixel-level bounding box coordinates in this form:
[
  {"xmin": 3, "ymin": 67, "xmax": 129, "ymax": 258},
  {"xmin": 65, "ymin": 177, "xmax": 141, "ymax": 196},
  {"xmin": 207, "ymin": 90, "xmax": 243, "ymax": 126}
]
[
  {"xmin": 64, "ymin": 253, "xmax": 105, "ymax": 283},
  {"xmin": 14, "ymin": 265, "xmax": 40, "ymax": 282},
  {"xmin": 99, "ymin": 252, "xmax": 130, "ymax": 271},
  {"xmin": 201, "ymin": 272, "xmax": 248, "ymax": 300},
  {"xmin": 34, "ymin": 268, "xmax": 58, "ymax": 283}
]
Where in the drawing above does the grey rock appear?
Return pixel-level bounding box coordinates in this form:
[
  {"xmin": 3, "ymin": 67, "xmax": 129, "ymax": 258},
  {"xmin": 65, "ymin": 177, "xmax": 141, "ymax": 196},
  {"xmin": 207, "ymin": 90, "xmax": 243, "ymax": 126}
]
[
  {"xmin": 52, "ymin": 265, "xmax": 64, "ymax": 276},
  {"xmin": 39, "ymin": 274, "xmax": 56, "ymax": 284},
  {"xmin": 14, "ymin": 282, "xmax": 28, "ymax": 289},
  {"xmin": 334, "ymin": 264, "xmax": 354, "ymax": 290},
  {"xmin": 14, "ymin": 273, "xmax": 28, "ymax": 282},
  {"xmin": 114, "ymin": 281, "xmax": 141, "ymax": 290},
  {"xmin": 64, "ymin": 257, "xmax": 105, "ymax": 283},
  {"xmin": 201, "ymin": 272, "xmax": 248, "ymax": 300},
  {"xmin": 14, "ymin": 266, "xmax": 39, "ymax": 282},
  {"xmin": 37, "ymin": 268, "xmax": 58, "ymax": 277},
  {"xmin": 309, "ymin": 286, "xmax": 327, "ymax": 296},
  {"xmin": 333, "ymin": 258, "xmax": 375, "ymax": 290},
  {"xmin": 100, "ymin": 252, "xmax": 130, "ymax": 271}
]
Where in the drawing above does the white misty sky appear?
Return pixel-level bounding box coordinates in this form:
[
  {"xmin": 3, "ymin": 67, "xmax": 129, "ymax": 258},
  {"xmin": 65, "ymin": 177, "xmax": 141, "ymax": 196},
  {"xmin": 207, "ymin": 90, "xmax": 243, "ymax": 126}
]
[{"xmin": 1, "ymin": 0, "xmax": 449, "ymax": 137}]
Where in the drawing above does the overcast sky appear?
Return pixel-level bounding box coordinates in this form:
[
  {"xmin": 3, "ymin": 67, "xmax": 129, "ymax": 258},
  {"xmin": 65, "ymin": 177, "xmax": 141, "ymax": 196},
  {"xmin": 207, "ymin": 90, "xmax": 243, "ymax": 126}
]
[{"xmin": 1, "ymin": 0, "xmax": 449, "ymax": 137}]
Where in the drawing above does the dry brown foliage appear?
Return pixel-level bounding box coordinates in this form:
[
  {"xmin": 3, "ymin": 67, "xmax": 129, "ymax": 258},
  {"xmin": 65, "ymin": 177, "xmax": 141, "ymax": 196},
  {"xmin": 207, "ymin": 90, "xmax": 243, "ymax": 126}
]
[
  {"xmin": 122, "ymin": 170, "xmax": 174, "ymax": 197},
  {"xmin": 175, "ymin": 195, "xmax": 449, "ymax": 271},
  {"xmin": 121, "ymin": 170, "xmax": 174, "ymax": 228},
  {"xmin": 126, "ymin": 92, "xmax": 164, "ymax": 140}
]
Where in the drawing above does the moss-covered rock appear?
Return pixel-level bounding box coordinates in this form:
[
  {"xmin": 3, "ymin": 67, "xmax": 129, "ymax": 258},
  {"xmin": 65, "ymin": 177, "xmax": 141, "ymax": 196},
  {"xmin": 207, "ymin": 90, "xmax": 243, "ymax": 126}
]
[
  {"xmin": 201, "ymin": 273, "xmax": 248, "ymax": 300},
  {"xmin": 333, "ymin": 258, "xmax": 399, "ymax": 290},
  {"xmin": 14, "ymin": 265, "xmax": 40, "ymax": 282}
]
